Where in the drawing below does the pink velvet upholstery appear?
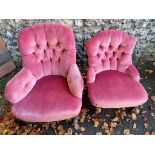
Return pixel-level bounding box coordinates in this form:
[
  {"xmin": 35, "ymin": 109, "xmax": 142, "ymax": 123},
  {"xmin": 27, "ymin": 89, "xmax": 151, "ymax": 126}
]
[
  {"xmin": 88, "ymin": 70, "xmax": 148, "ymax": 108},
  {"xmin": 12, "ymin": 76, "xmax": 81, "ymax": 122},
  {"xmin": 85, "ymin": 30, "xmax": 148, "ymax": 108},
  {"xmin": 5, "ymin": 23, "xmax": 84, "ymax": 122}
]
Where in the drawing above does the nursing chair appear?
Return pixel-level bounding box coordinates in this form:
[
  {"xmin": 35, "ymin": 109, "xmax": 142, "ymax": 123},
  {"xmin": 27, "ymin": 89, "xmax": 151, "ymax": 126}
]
[
  {"xmin": 5, "ymin": 23, "xmax": 84, "ymax": 122},
  {"xmin": 85, "ymin": 30, "xmax": 148, "ymax": 108}
]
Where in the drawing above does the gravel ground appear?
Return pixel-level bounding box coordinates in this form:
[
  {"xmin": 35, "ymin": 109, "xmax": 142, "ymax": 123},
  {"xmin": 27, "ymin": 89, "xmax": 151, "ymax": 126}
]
[{"xmin": 0, "ymin": 60, "xmax": 155, "ymax": 135}]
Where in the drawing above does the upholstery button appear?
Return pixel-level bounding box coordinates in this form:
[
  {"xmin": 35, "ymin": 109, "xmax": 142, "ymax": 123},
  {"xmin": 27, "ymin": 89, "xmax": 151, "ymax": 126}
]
[
  {"xmin": 57, "ymin": 41, "xmax": 60, "ymax": 46},
  {"xmin": 113, "ymin": 51, "xmax": 115, "ymax": 54},
  {"xmin": 109, "ymin": 44, "xmax": 113, "ymax": 49},
  {"xmin": 36, "ymin": 44, "xmax": 40, "ymax": 48},
  {"xmin": 53, "ymin": 49, "xmax": 55, "ymax": 54},
  {"xmin": 99, "ymin": 45, "xmax": 103, "ymax": 50},
  {"xmin": 118, "ymin": 44, "xmax": 122, "ymax": 49},
  {"xmin": 97, "ymin": 53, "xmax": 101, "ymax": 59},
  {"xmin": 62, "ymin": 49, "xmax": 66, "ymax": 52},
  {"xmin": 109, "ymin": 57, "xmax": 112, "ymax": 61},
  {"xmin": 105, "ymin": 52, "xmax": 108, "ymax": 57}
]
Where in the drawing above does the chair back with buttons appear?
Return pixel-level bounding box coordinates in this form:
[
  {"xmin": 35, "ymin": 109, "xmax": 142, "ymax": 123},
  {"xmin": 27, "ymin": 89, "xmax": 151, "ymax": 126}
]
[
  {"xmin": 85, "ymin": 30, "xmax": 136, "ymax": 74},
  {"xmin": 18, "ymin": 23, "xmax": 76, "ymax": 79}
]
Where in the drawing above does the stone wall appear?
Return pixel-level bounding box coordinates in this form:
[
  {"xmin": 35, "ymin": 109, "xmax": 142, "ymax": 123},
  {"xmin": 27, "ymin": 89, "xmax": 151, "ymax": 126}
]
[{"xmin": 0, "ymin": 19, "xmax": 155, "ymax": 68}]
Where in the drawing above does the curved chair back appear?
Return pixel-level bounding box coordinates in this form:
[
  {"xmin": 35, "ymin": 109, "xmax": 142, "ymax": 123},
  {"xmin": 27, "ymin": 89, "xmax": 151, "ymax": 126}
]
[
  {"xmin": 85, "ymin": 30, "xmax": 136, "ymax": 74},
  {"xmin": 18, "ymin": 23, "xmax": 76, "ymax": 79}
]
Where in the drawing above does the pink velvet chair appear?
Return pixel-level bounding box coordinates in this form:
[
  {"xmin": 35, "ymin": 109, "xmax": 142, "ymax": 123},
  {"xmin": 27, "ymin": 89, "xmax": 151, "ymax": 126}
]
[
  {"xmin": 5, "ymin": 23, "xmax": 84, "ymax": 122},
  {"xmin": 85, "ymin": 30, "xmax": 148, "ymax": 108}
]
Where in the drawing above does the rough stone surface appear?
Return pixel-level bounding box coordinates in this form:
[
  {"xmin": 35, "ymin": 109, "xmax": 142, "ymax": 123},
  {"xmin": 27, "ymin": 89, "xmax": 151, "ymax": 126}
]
[{"xmin": 0, "ymin": 19, "xmax": 155, "ymax": 69}]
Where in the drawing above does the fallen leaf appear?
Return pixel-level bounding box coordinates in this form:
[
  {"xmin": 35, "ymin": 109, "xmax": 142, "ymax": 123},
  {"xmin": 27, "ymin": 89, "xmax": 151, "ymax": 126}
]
[
  {"xmin": 123, "ymin": 129, "xmax": 130, "ymax": 135},
  {"xmin": 95, "ymin": 108, "xmax": 102, "ymax": 114},
  {"xmin": 145, "ymin": 132, "xmax": 150, "ymax": 135},
  {"xmin": 151, "ymin": 112, "xmax": 154, "ymax": 117},
  {"xmin": 105, "ymin": 114, "xmax": 111, "ymax": 118},
  {"xmin": 3, "ymin": 129, "xmax": 9, "ymax": 135},
  {"xmin": 134, "ymin": 108, "xmax": 140, "ymax": 114},
  {"xmin": 79, "ymin": 127, "xmax": 85, "ymax": 132},
  {"xmin": 81, "ymin": 108, "xmax": 89, "ymax": 114},
  {"xmin": 105, "ymin": 129, "xmax": 110, "ymax": 134},
  {"xmin": 58, "ymin": 125, "xmax": 63, "ymax": 131},
  {"xmin": 151, "ymin": 96, "xmax": 155, "ymax": 102},
  {"xmin": 74, "ymin": 124, "xmax": 79, "ymax": 130},
  {"xmin": 110, "ymin": 122, "xmax": 117, "ymax": 128},
  {"xmin": 94, "ymin": 121, "xmax": 100, "ymax": 127},
  {"xmin": 145, "ymin": 69, "xmax": 153, "ymax": 74},
  {"xmin": 80, "ymin": 115, "xmax": 85, "ymax": 122},
  {"xmin": 42, "ymin": 123, "xmax": 49, "ymax": 130},
  {"xmin": 102, "ymin": 122, "xmax": 109, "ymax": 130},
  {"xmin": 131, "ymin": 113, "xmax": 137, "ymax": 120},
  {"xmin": 96, "ymin": 132, "xmax": 102, "ymax": 135},
  {"xmin": 144, "ymin": 123, "xmax": 148, "ymax": 128},
  {"xmin": 57, "ymin": 125, "xmax": 65, "ymax": 135},
  {"xmin": 112, "ymin": 117, "xmax": 119, "ymax": 122},
  {"xmin": 133, "ymin": 123, "xmax": 136, "ymax": 129},
  {"xmin": 142, "ymin": 111, "xmax": 147, "ymax": 114},
  {"xmin": 67, "ymin": 128, "xmax": 73, "ymax": 135}
]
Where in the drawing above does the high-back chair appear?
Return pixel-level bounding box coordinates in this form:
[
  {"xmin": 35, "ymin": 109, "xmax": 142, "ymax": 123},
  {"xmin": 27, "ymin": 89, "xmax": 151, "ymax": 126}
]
[
  {"xmin": 5, "ymin": 23, "xmax": 84, "ymax": 122},
  {"xmin": 85, "ymin": 30, "xmax": 148, "ymax": 108}
]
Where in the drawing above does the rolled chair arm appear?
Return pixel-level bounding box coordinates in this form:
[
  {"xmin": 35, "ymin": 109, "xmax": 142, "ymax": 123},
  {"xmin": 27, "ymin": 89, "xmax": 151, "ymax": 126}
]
[
  {"xmin": 87, "ymin": 67, "xmax": 96, "ymax": 83},
  {"xmin": 5, "ymin": 68, "xmax": 37, "ymax": 103},
  {"xmin": 67, "ymin": 64, "xmax": 84, "ymax": 98},
  {"xmin": 126, "ymin": 64, "xmax": 140, "ymax": 82}
]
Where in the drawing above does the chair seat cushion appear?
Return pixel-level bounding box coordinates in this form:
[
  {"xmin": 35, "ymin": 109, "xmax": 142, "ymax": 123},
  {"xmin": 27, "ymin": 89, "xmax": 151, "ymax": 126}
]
[
  {"xmin": 88, "ymin": 70, "xmax": 148, "ymax": 108},
  {"xmin": 12, "ymin": 75, "xmax": 81, "ymax": 122}
]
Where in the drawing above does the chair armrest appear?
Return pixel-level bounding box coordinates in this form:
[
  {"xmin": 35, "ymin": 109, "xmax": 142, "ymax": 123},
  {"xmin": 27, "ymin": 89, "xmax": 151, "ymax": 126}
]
[
  {"xmin": 5, "ymin": 68, "xmax": 37, "ymax": 103},
  {"xmin": 87, "ymin": 67, "xmax": 96, "ymax": 83},
  {"xmin": 67, "ymin": 64, "xmax": 84, "ymax": 98},
  {"xmin": 126, "ymin": 64, "xmax": 140, "ymax": 82}
]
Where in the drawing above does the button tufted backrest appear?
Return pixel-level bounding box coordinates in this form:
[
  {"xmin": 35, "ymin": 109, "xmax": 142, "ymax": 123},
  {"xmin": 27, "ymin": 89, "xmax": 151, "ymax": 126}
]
[
  {"xmin": 18, "ymin": 23, "xmax": 76, "ymax": 80},
  {"xmin": 85, "ymin": 30, "xmax": 136, "ymax": 74}
]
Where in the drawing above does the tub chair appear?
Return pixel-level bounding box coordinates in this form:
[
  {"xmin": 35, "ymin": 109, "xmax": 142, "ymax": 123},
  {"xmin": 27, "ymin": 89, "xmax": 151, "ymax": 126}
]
[
  {"xmin": 5, "ymin": 23, "xmax": 84, "ymax": 122},
  {"xmin": 85, "ymin": 30, "xmax": 148, "ymax": 108}
]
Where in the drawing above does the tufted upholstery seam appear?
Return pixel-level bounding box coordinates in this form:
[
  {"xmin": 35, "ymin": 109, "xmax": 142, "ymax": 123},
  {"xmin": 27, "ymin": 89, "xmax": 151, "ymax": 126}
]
[
  {"xmin": 85, "ymin": 29, "xmax": 136, "ymax": 77},
  {"xmin": 18, "ymin": 23, "xmax": 77, "ymax": 80}
]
